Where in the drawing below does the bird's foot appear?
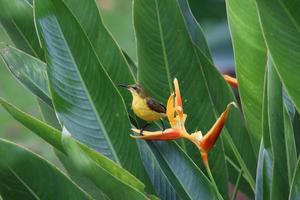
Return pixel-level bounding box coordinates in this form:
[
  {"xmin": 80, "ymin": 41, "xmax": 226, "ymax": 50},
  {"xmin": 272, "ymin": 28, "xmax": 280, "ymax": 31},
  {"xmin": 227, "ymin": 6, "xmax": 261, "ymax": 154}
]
[
  {"xmin": 140, "ymin": 123, "xmax": 150, "ymax": 136},
  {"xmin": 140, "ymin": 129, "xmax": 144, "ymax": 136}
]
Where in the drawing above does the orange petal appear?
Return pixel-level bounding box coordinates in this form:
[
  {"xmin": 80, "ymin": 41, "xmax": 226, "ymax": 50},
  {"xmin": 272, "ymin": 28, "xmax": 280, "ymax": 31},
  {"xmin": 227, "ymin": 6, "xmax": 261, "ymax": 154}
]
[
  {"xmin": 223, "ymin": 75, "xmax": 238, "ymax": 88},
  {"xmin": 131, "ymin": 128, "xmax": 182, "ymax": 140},
  {"xmin": 173, "ymin": 78, "xmax": 183, "ymax": 118},
  {"xmin": 199, "ymin": 102, "xmax": 237, "ymax": 152},
  {"xmin": 167, "ymin": 93, "xmax": 176, "ymax": 127}
]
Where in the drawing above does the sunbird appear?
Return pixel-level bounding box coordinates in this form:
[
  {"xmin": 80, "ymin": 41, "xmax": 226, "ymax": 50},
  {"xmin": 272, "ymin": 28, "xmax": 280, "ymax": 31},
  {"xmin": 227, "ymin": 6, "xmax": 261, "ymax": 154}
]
[{"xmin": 118, "ymin": 84, "xmax": 166, "ymax": 134}]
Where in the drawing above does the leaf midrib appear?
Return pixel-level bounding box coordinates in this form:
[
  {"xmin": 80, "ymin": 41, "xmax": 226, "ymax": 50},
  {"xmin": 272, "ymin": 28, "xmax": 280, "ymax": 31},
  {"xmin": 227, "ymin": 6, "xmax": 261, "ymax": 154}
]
[{"xmin": 154, "ymin": 0, "xmax": 173, "ymax": 93}]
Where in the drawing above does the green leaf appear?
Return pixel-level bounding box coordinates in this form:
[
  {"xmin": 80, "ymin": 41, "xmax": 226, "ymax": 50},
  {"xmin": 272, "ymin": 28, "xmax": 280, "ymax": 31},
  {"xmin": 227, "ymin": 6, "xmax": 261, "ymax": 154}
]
[
  {"xmin": 34, "ymin": 0, "xmax": 150, "ymax": 184},
  {"xmin": 226, "ymin": 0, "xmax": 267, "ymax": 151},
  {"xmin": 149, "ymin": 141, "xmax": 217, "ymax": 200},
  {"xmin": 134, "ymin": 0, "xmax": 256, "ymax": 196},
  {"xmin": 290, "ymin": 158, "xmax": 300, "ymax": 200},
  {"xmin": 55, "ymin": 151, "xmax": 107, "ymax": 200},
  {"xmin": 38, "ymin": 98, "xmax": 61, "ymax": 129},
  {"xmin": 284, "ymin": 89, "xmax": 296, "ymax": 120},
  {"xmin": 177, "ymin": 0, "xmax": 212, "ymax": 60},
  {"xmin": 256, "ymin": 0, "xmax": 300, "ymax": 113},
  {"xmin": 255, "ymin": 142, "xmax": 273, "ymax": 200},
  {"xmin": 256, "ymin": 65, "xmax": 272, "ymax": 200},
  {"xmin": 0, "ymin": 139, "xmax": 92, "ymax": 200},
  {"xmin": 284, "ymin": 106, "xmax": 297, "ymax": 184},
  {"xmin": 136, "ymin": 140, "xmax": 181, "ymax": 200},
  {"xmin": 0, "ymin": 97, "xmax": 153, "ymax": 199},
  {"xmin": 61, "ymin": 0, "xmax": 136, "ymax": 109},
  {"xmin": 61, "ymin": 129, "xmax": 152, "ymax": 200},
  {"xmin": 0, "ymin": 45, "xmax": 51, "ymax": 106},
  {"xmin": 226, "ymin": 159, "xmax": 253, "ymax": 199},
  {"xmin": 0, "ymin": 97, "xmax": 64, "ymax": 152},
  {"xmin": 122, "ymin": 50, "xmax": 137, "ymax": 79},
  {"xmin": 293, "ymin": 112, "xmax": 300, "ymax": 156},
  {"xmin": 0, "ymin": 0, "xmax": 61, "ymax": 130},
  {"xmin": 268, "ymin": 60, "xmax": 289, "ymax": 200},
  {"xmin": 0, "ymin": 0, "xmax": 43, "ymax": 58}
]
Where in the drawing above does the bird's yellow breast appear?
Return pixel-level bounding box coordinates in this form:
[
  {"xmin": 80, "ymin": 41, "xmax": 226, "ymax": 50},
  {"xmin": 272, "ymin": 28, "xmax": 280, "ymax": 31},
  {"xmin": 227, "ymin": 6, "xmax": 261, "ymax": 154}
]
[{"xmin": 131, "ymin": 92, "xmax": 165, "ymax": 122}]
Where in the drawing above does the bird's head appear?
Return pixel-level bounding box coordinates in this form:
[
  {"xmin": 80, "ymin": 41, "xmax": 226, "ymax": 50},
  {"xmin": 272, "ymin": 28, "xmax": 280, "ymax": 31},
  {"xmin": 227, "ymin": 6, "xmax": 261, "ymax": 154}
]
[{"xmin": 118, "ymin": 84, "xmax": 147, "ymax": 98}]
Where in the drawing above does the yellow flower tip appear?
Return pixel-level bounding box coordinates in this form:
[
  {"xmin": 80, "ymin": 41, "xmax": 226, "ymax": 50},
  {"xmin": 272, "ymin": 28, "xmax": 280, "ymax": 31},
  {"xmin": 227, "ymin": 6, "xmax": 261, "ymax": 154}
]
[
  {"xmin": 173, "ymin": 78, "xmax": 183, "ymax": 109},
  {"xmin": 223, "ymin": 75, "xmax": 238, "ymax": 88}
]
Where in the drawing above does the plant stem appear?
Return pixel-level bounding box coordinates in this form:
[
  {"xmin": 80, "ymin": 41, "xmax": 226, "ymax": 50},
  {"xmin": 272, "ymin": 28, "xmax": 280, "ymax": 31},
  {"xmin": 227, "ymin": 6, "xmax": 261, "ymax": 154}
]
[
  {"xmin": 223, "ymin": 133, "xmax": 255, "ymax": 191},
  {"xmin": 206, "ymin": 162, "xmax": 224, "ymax": 200},
  {"xmin": 231, "ymin": 169, "xmax": 243, "ymax": 200}
]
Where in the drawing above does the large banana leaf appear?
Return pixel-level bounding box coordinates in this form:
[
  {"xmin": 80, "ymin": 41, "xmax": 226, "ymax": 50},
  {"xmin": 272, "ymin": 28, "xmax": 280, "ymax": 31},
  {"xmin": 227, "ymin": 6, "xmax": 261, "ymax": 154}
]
[
  {"xmin": 134, "ymin": 0, "xmax": 256, "ymax": 196},
  {"xmin": 0, "ymin": 97, "xmax": 155, "ymax": 199},
  {"xmin": 268, "ymin": 62, "xmax": 289, "ymax": 200},
  {"xmin": 256, "ymin": 0, "xmax": 300, "ymax": 113},
  {"xmin": 0, "ymin": 138, "xmax": 92, "ymax": 200},
  {"xmin": 226, "ymin": 0, "xmax": 267, "ymax": 151},
  {"xmin": 61, "ymin": 0, "xmax": 136, "ymax": 109},
  {"xmin": 34, "ymin": 0, "xmax": 150, "ymax": 184}
]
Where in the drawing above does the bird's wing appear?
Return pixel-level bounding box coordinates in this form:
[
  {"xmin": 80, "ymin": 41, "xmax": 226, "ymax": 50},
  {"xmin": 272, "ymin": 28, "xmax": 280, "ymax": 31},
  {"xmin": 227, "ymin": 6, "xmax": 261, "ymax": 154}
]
[{"xmin": 146, "ymin": 98, "xmax": 166, "ymax": 113}]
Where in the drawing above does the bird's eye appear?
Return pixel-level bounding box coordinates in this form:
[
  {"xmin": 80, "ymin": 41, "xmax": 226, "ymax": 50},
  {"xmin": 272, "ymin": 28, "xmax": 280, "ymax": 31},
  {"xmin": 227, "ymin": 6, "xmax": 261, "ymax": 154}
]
[{"xmin": 132, "ymin": 86, "xmax": 137, "ymax": 90}]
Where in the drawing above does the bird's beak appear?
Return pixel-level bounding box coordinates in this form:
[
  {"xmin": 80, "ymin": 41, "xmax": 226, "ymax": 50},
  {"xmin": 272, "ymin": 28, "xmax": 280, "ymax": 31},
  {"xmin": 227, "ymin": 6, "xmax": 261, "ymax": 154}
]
[{"xmin": 118, "ymin": 84, "xmax": 129, "ymax": 89}]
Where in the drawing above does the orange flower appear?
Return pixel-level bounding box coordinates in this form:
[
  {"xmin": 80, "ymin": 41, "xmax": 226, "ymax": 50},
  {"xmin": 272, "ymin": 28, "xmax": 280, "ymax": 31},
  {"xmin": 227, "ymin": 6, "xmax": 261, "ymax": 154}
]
[
  {"xmin": 192, "ymin": 102, "xmax": 236, "ymax": 166},
  {"xmin": 130, "ymin": 78, "xmax": 237, "ymax": 167},
  {"xmin": 131, "ymin": 128, "xmax": 182, "ymax": 140},
  {"xmin": 223, "ymin": 75, "xmax": 238, "ymax": 88}
]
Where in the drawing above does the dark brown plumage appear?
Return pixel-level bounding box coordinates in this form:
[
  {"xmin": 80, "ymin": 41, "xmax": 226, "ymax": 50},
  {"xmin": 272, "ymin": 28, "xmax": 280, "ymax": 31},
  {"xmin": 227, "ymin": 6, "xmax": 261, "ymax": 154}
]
[{"xmin": 146, "ymin": 98, "xmax": 166, "ymax": 113}]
